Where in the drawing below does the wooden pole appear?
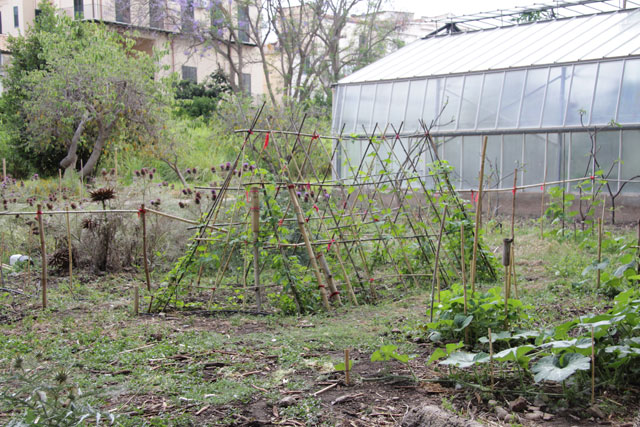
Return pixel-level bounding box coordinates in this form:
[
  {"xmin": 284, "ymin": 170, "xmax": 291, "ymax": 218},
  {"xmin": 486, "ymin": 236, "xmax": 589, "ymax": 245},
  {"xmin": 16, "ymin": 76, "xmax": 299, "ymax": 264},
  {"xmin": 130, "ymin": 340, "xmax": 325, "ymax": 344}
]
[
  {"xmin": 511, "ymin": 168, "xmax": 517, "ymax": 240},
  {"xmin": 510, "ymin": 244, "xmax": 518, "ymax": 299},
  {"xmin": 540, "ymin": 180, "xmax": 546, "ymax": 239},
  {"xmin": 37, "ymin": 205, "xmax": 47, "ymax": 310},
  {"xmin": 286, "ymin": 185, "xmax": 331, "ymax": 311},
  {"xmin": 344, "ymin": 349, "xmax": 351, "ymax": 386},
  {"xmin": 461, "ymin": 223, "xmax": 469, "ymax": 344},
  {"xmin": 470, "ymin": 136, "xmax": 488, "ymax": 293},
  {"xmin": 0, "ymin": 233, "xmax": 4, "ymax": 286},
  {"xmin": 429, "ymin": 206, "xmax": 448, "ymax": 322},
  {"xmin": 80, "ymin": 159, "xmax": 84, "ymax": 198},
  {"xmin": 488, "ymin": 327, "xmax": 494, "ymax": 390},
  {"xmin": 133, "ymin": 285, "xmax": 139, "ymax": 316},
  {"xmin": 2, "ymin": 158, "xmax": 5, "ymax": 182},
  {"xmin": 65, "ymin": 205, "xmax": 73, "ymax": 291},
  {"xmin": 250, "ymin": 187, "xmax": 263, "ymax": 310},
  {"xmin": 503, "ymin": 238, "xmax": 513, "ymax": 327},
  {"xmin": 596, "ymin": 218, "xmax": 602, "ymax": 289},
  {"xmin": 114, "ymin": 147, "xmax": 118, "ymax": 180},
  {"xmin": 140, "ymin": 204, "xmax": 151, "ymax": 292},
  {"xmin": 58, "ymin": 169, "xmax": 62, "ymax": 194},
  {"xmin": 591, "ymin": 325, "xmax": 596, "ymax": 404},
  {"xmin": 318, "ymin": 252, "xmax": 342, "ymax": 306}
]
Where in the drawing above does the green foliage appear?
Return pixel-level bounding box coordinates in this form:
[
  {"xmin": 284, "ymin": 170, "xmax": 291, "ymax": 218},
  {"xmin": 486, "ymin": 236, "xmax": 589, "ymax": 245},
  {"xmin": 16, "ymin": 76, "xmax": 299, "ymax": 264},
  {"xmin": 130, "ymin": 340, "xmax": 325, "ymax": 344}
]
[
  {"xmin": 371, "ymin": 345, "xmax": 410, "ymax": 364},
  {"xmin": 174, "ymin": 70, "xmax": 231, "ymax": 119},
  {"xmin": 432, "ymin": 287, "xmax": 640, "ymax": 400},
  {"xmin": 0, "ymin": 360, "xmax": 116, "ymax": 425},
  {"xmin": 0, "ymin": 1, "xmax": 169, "ymax": 177},
  {"xmin": 423, "ymin": 285, "xmax": 527, "ymax": 344}
]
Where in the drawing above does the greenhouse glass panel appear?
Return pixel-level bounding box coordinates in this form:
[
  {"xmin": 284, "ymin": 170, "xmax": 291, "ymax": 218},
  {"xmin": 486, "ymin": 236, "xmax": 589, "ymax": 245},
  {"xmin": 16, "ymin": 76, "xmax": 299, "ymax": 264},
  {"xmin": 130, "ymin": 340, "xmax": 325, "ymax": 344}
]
[
  {"xmin": 565, "ymin": 63, "xmax": 597, "ymax": 126},
  {"xmin": 371, "ymin": 83, "xmax": 392, "ymax": 130},
  {"xmin": 332, "ymin": 85, "xmax": 345, "ymax": 132},
  {"xmin": 484, "ymin": 135, "xmax": 502, "ymax": 187},
  {"xmin": 618, "ymin": 59, "xmax": 640, "ymax": 124},
  {"xmin": 423, "ymin": 78, "xmax": 445, "ymax": 129},
  {"xmin": 546, "ymin": 133, "xmax": 565, "ymax": 184},
  {"xmin": 570, "ymin": 132, "xmax": 592, "ymax": 189},
  {"xmin": 404, "ymin": 79, "xmax": 427, "ymax": 133},
  {"xmin": 477, "ymin": 72, "xmax": 503, "ymax": 129},
  {"xmin": 519, "ymin": 67, "xmax": 547, "ymax": 128},
  {"xmin": 458, "ymin": 74, "xmax": 483, "ymax": 130},
  {"xmin": 356, "ymin": 84, "xmax": 376, "ymax": 133},
  {"xmin": 462, "ymin": 136, "xmax": 482, "ymax": 187},
  {"xmin": 341, "ymin": 138, "xmax": 362, "ymax": 178},
  {"xmin": 388, "ymin": 81, "xmax": 410, "ymax": 129},
  {"xmin": 542, "ymin": 66, "xmax": 571, "ymax": 127},
  {"xmin": 497, "ymin": 70, "xmax": 526, "ymax": 128},
  {"xmin": 621, "ymin": 130, "xmax": 640, "ymax": 193},
  {"xmin": 341, "ymin": 85, "xmax": 360, "ymax": 133},
  {"xmin": 523, "ymin": 134, "xmax": 545, "ymax": 188},
  {"xmin": 595, "ymin": 131, "xmax": 621, "ymax": 192},
  {"xmin": 439, "ymin": 76, "xmax": 464, "ymax": 130},
  {"xmin": 442, "ymin": 137, "xmax": 462, "ymax": 187},
  {"xmin": 591, "ymin": 61, "xmax": 624, "ymax": 125},
  {"xmin": 502, "ymin": 134, "xmax": 523, "ymax": 187}
]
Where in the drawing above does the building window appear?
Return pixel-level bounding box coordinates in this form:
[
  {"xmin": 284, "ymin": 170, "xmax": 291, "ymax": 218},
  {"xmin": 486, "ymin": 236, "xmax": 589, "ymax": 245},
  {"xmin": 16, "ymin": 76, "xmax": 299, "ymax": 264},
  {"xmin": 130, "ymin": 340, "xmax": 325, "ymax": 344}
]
[
  {"xmin": 115, "ymin": 0, "xmax": 130, "ymax": 23},
  {"xmin": 182, "ymin": 65, "xmax": 197, "ymax": 83},
  {"xmin": 240, "ymin": 73, "xmax": 251, "ymax": 94},
  {"xmin": 73, "ymin": 0, "xmax": 84, "ymax": 19},
  {"xmin": 13, "ymin": 6, "xmax": 19, "ymax": 28},
  {"xmin": 149, "ymin": 0, "xmax": 163, "ymax": 29},
  {"xmin": 210, "ymin": 1, "xmax": 224, "ymax": 36},
  {"xmin": 181, "ymin": 0, "xmax": 194, "ymax": 32},
  {"xmin": 237, "ymin": 5, "xmax": 249, "ymax": 42}
]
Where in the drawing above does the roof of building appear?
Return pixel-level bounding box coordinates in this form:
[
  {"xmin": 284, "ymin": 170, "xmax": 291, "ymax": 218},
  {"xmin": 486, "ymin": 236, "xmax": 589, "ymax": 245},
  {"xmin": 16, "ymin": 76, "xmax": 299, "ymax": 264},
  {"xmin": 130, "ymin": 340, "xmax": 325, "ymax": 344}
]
[{"xmin": 338, "ymin": 7, "xmax": 640, "ymax": 85}]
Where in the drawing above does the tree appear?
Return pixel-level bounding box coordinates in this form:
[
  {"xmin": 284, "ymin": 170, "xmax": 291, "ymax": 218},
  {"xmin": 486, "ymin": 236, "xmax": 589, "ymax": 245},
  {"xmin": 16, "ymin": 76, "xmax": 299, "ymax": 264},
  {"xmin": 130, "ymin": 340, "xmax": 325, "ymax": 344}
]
[{"xmin": 1, "ymin": 2, "xmax": 170, "ymax": 177}]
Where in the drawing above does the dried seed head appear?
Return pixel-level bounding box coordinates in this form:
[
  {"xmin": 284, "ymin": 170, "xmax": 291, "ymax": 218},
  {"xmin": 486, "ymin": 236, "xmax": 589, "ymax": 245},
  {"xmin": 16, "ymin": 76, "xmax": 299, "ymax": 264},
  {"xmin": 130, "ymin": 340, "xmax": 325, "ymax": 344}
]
[{"xmin": 89, "ymin": 187, "xmax": 116, "ymax": 203}]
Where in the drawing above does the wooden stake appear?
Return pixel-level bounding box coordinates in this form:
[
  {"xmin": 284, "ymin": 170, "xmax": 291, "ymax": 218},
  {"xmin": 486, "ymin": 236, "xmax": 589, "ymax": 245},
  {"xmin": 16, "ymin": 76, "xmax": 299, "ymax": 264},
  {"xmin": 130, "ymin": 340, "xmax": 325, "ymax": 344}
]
[
  {"xmin": 0, "ymin": 233, "xmax": 4, "ymax": 286},
  {"xmin": 344, "ymin": 349, "xmax": 351, "ymax": 386},
  {"xmin": 511, "ymin": 168, "xmax": 517, "ymax": 240},
  {"xmin": 250, "ymin": 187, "xmax": 263, "ymax": 310},
  {"xmin": 510, "ymin": 244, "xmax": 518, "ymax": 299},
  {"xmin": 540, "ymin": 180, "xmax": 546, "ymax": 239},
  {"xmin": 436, "ymin": 267, "xmax": 441, "ymax": 303},
  {"xmin": 2, "ymin": 158, "xmax": 5, "ymax": 182},
  {"xmin": 287, "ymin": 185, "xmax": 330, "ymax": 311},
  {"xmin": 133, "ymin": 285, "xmax": 139, "ymax": 315},
  {"xmin": 591, "ymin": 325, "xmax": 596, "ymax": 404},
  {"xmin": 318, "ymin": 252, "xmax": 342, "ymax": 306},
  {"xmin": 429, "ymin": 206, "xmax": 448, "ymax": 322},
  {"xmin": 488, "ymin": 328, "xmax": 494, "ymax": 390},
  {"xmin": 502, "ymin": 238, "xmax": 513, "ymax": 328},
  {"xmin": 596, "ymin": 218, "xmax": 602, "ymax": 289},
  {"xmin": 140, "ymin": 204, "xmax": 151, "ymax": 292},
  {"xmin": 65, "ymin": 205, "xmax": 73, "ymax": 291},
  {"xmin": 80, "ymin": 159, "xmax": 84, "ymax": 198},
  {"xmin": 36, "ymin": 205, "xmax": 47, "ymax": 310},
  {"xmin": 58, "ymin": 169, "xmax": 62, "ymax": 194},
  {"xmin": 470, "ymin": 136, "xmax": 488, "ymax": 293},
  {"xmin": 461, "ymin": 223, "xmax": 469, "ymax": 344},
  {"xmin": 114, "ymin": 147, "xmax": 118, "ymax": 180}
]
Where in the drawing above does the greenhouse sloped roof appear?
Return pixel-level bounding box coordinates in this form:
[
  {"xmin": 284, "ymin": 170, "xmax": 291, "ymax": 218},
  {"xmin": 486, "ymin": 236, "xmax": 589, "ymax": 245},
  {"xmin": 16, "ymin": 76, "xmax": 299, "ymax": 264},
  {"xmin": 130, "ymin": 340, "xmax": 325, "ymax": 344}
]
[{"xmin": 338, "ymin": 8, "xmax": 640, "ymax": 85}]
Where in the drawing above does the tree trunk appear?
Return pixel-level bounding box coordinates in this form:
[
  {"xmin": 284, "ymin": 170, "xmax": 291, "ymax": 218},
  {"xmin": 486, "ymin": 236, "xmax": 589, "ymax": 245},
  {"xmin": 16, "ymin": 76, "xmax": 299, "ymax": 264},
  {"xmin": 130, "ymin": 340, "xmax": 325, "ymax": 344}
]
[
  {"xmin": 161, "ymin": 158, "xmax": 187, "ymax": 186},
  {"xmin": 80, "ymin": 127, "xmax": 109, "ymax": 177},
  {"xmin": 60, "ymin": 113, "xmax": 90, "ymax": 172}
]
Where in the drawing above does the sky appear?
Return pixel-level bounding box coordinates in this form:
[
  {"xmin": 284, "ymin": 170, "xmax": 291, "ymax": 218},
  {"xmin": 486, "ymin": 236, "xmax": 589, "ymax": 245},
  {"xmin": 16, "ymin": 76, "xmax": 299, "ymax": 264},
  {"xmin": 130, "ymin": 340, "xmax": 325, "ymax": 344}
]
[{"xmin": 388, "ymin": 0, "xmax": 532, "ymax": 17}]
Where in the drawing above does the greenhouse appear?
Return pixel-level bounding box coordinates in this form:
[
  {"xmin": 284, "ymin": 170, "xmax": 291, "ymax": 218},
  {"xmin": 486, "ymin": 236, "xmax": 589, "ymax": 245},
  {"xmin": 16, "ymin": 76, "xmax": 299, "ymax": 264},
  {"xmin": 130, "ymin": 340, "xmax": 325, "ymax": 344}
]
[{"xmin": 332, "ymin": 4, "xmax": 640, "ymax": 194}]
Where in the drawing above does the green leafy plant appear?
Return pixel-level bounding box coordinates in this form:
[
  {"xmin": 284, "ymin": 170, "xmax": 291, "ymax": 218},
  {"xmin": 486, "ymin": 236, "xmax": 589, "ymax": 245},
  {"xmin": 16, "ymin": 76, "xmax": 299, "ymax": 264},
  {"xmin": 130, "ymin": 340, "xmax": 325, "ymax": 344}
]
[{"xmin": 0, "ymin": 360, "xmax": 116, "ymax": 426}]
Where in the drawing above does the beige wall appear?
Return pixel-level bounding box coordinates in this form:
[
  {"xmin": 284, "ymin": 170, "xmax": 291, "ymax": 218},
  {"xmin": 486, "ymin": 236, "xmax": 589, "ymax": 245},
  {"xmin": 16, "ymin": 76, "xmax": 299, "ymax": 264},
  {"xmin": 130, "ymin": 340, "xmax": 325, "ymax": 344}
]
[{"xmin": 0, "ymin": 0, "xmax": 270, "ymax": 97}]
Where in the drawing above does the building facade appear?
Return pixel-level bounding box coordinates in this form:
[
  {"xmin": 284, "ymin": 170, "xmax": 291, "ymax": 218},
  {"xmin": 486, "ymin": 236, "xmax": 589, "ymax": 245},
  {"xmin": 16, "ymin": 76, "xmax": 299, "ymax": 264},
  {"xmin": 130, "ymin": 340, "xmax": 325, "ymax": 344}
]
[{"xmin": 0, "ymin": 0, "xmax": 268, "ymax": 95}]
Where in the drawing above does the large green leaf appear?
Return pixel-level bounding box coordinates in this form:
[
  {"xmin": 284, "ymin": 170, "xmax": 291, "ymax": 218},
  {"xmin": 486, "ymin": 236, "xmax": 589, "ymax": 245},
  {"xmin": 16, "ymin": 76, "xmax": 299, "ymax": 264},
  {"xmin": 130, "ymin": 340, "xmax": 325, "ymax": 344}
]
[
  {"xmin": 493, "ymin": 345, "xmax": 535, "ymax": 367},
  {"xmin": 532, "ymin": 353, "xmax": 590, "ymax": 383},
  {"xmin": 440, "ymin": 352, "xmax": 489, "ymax": 369},
  {"xmin": 453, "ymin": 314, "xmax": 473, "ymax": 332}
]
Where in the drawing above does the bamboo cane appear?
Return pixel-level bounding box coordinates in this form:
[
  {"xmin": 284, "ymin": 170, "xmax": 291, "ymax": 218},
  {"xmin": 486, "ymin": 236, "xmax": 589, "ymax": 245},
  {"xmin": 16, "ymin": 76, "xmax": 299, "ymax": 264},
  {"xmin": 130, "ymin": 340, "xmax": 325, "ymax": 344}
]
[
  {"xmin": 140, "ymin": 204, "xmax": 151, "ymax": 292},
  {"xmin": 344, "ymin": 349, "xmax": 351, "ymax": 386},
  {"xmin": 250, "ymin": 187, "xmax": 263, "ymax": 310},
  {"xmin": 489, "ymin": 328, "xmax": 494, "ymax": 390},
  {"xmin": 287, "ymin": 185, "xmax": 331, "ymax": 311},
  {"xmin": 2, "ymin": 158, "xmax": 5, "ymax": 182},
  {"xmin": 65, "ymin": 206, "xmax": 73, "ymax": 291},
  {"xmin": 597, "ymin": 218, "xmax": 603, "ymax": 289},
  {"xmin": 37, "ymin": 205, "xmax": 47, "ymax": 310},
  {"xmin": 591, "ymin": 325, "xmax": 596, "ymax": 404},
  {"xmin": 429, "ymin": 206, "xmax": 448, "ymax": 322},
  {"xmin": 470, "ymin": 136, "xmax": 488, "ymax": 293},
  {"xmin": 461, "ymin": 223, "xmax": 469, "ymax": 344}
]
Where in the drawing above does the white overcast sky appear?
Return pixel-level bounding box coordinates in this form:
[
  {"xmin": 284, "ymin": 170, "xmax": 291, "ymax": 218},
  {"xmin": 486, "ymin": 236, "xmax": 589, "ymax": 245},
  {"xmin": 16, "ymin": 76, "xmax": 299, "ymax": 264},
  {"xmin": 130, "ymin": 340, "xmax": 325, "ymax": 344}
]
[{"xmin": 388, "ymin": 0, "xmax": 533, "ymax": 17}]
